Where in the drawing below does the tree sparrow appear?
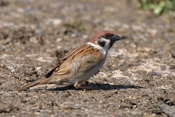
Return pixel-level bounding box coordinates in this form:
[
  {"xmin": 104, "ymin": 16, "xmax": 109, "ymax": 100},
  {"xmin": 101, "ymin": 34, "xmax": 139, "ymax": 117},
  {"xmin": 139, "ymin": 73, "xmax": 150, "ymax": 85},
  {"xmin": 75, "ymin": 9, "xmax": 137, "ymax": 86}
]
[{"xmin": 17, "ymin": 30, "xmax": 121, "ymax": 91}]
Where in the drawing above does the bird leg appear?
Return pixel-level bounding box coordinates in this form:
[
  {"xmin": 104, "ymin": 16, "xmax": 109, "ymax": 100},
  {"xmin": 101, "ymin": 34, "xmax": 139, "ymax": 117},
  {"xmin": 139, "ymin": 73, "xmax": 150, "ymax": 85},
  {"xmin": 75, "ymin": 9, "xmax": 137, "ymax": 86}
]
[{"xmin": 74, "ymin": 82, "xmax": 97, "ymax": 90}]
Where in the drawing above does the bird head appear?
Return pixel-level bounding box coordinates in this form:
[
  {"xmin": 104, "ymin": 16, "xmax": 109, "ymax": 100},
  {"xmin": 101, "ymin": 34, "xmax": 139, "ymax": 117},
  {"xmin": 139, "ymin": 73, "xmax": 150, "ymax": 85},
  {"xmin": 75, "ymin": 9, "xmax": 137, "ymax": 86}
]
[{"xmin": 89, "ymin": 30, "xmax": 121, "ymax": 50}]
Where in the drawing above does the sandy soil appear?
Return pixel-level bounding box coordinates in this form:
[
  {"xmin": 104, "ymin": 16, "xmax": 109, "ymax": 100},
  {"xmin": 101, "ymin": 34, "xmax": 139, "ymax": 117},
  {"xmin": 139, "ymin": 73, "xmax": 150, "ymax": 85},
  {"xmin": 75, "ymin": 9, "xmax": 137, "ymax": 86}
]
[{"xmin": 0, "ymin": 0, "xmax": 175, "ymax": 116}]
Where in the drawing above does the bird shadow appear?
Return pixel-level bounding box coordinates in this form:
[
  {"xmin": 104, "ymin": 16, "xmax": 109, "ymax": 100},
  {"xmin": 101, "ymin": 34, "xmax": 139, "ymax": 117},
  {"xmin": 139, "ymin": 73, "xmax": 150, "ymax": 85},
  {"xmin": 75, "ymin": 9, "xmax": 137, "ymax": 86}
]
[{"xmin": 48, "ymin": 83, "xmax": 144, "ymax": 91}]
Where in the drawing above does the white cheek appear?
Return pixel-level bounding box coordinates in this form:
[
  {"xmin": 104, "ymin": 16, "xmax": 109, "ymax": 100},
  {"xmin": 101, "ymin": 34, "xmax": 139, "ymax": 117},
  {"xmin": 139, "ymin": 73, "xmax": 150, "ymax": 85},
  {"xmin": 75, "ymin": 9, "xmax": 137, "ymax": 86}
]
[{"xmin": 101, "ymin": 38, "xmax": 110, "ymax": 50}]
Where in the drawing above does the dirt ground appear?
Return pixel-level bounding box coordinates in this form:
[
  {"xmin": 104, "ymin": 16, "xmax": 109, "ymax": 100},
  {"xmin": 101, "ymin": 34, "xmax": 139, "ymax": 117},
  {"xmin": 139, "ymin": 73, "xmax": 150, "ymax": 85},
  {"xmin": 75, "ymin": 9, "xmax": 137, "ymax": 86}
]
[{"xmin": 0, "ymin": 0, "xmax": 175, "ymax": 116}]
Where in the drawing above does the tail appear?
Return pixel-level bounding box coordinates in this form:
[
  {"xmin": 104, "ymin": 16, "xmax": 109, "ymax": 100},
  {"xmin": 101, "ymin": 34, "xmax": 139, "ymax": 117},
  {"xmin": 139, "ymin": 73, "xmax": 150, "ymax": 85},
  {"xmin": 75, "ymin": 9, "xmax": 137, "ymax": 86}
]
[{"xmin": 17, "ymin": 78, "xmax": 48, "ymax": 91}]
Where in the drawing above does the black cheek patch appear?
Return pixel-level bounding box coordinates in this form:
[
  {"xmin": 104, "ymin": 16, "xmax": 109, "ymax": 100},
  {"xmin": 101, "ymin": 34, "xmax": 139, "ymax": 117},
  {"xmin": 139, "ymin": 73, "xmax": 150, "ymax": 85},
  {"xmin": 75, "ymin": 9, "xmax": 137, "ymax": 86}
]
[{"xmin": 98, "ymin": 40, "xmax": 106, "ymax": 47}]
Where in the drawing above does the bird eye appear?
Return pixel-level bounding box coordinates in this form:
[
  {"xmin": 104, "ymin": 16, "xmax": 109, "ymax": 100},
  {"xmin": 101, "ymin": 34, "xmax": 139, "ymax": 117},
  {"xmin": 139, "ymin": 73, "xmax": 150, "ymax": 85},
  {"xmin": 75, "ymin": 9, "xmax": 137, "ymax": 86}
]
[{"xmin": 104, "ymin": 34, "xmax": 109, "ymax": 38}]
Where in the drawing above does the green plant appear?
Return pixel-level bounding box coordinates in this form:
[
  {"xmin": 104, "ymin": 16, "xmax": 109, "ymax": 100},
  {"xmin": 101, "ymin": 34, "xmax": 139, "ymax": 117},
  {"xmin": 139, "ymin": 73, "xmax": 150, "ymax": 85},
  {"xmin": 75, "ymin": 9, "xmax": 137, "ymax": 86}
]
[{"xmin": 137, "ymin": 0, "xmax": 175, "ymax": 15}]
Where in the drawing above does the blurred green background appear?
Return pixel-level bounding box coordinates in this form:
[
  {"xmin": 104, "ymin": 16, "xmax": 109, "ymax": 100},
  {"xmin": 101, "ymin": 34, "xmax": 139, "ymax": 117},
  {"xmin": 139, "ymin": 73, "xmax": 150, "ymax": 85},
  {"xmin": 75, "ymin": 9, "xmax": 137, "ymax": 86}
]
[{"xmin": 137, "ymin": 0, "xmax": 175, "ymax": 15}]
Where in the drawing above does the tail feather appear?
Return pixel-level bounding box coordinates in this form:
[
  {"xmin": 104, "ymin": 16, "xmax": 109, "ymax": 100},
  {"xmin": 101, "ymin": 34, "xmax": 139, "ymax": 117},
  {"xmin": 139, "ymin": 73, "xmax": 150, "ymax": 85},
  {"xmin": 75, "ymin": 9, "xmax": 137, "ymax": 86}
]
[{"xmin": 17, "ymin": 78, "xmax": 47, "ymax": 91}]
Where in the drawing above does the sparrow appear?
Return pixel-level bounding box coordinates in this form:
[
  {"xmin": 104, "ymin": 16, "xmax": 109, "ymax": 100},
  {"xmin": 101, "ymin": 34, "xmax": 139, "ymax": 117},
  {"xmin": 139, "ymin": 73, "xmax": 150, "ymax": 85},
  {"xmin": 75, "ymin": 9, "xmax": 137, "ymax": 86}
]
[{"xmin": 17, "ymin": 30, "xmax": 121, "ymax": 91}]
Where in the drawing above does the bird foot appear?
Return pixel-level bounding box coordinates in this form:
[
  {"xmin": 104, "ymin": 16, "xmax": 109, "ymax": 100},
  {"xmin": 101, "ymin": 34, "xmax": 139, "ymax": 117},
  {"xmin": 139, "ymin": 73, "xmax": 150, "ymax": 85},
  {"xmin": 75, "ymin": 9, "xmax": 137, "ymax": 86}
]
[{"xmin": 74, "ymin": 82, "xmax": 97, "ymax": 90}]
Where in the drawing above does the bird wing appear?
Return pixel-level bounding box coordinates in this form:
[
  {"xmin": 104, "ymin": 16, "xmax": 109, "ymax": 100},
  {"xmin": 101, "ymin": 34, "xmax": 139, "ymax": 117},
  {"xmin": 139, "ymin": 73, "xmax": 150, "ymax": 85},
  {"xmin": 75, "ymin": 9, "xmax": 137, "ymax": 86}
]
[
  {"xmin": 45, "ymin": 44, "xmax": 102, "ymax": 78},
  {"xmin": 45, "ymin": 44, "xmax": 89, "ymax": 78}
]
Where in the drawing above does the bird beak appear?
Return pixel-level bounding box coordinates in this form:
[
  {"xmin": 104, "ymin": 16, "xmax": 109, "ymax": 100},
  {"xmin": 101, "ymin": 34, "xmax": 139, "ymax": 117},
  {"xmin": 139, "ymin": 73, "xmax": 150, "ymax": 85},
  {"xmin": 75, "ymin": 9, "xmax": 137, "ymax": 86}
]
[{"xmin": 111, "ymin": 35, "xmax": 121, "ymax": 41}]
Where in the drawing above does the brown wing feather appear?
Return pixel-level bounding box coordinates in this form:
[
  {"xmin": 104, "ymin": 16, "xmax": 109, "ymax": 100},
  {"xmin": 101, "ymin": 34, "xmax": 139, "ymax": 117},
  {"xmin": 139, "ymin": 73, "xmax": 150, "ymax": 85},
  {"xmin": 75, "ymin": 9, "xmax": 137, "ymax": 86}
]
[
  {"xmin": 46, "ymin": 44, "xmax": 101, "ymax": 76},
  {"xmin": 45, "ymin": 44, "xmax": 87, "ymax": 77}
]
